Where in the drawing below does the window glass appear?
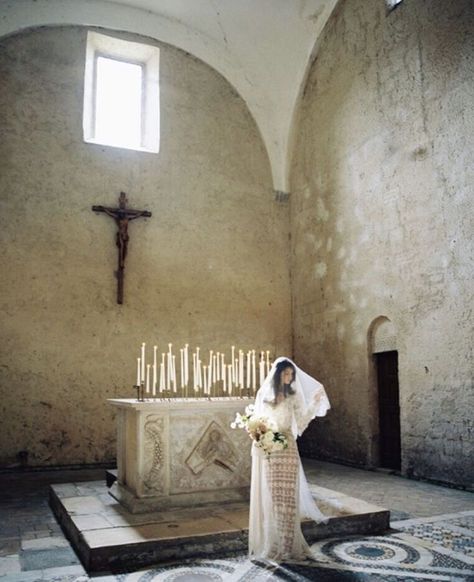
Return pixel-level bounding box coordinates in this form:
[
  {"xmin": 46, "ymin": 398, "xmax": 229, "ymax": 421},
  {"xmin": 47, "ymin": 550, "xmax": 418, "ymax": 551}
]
[{"xmin": 95, "ymin": 57, "xmax": 143, "ymax": 149}]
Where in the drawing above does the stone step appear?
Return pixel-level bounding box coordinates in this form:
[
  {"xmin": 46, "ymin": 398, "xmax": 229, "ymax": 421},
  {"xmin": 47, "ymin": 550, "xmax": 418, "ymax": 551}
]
[{"xmin": 49, "ymin": 480, "xmax": 390, "ymax": 572}]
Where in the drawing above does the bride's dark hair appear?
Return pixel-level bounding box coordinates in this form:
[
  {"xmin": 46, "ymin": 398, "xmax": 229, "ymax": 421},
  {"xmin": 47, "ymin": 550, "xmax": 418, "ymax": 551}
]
[{"xmin": 269, "ymin": 359, "xmax": 296, "ymax": 403}]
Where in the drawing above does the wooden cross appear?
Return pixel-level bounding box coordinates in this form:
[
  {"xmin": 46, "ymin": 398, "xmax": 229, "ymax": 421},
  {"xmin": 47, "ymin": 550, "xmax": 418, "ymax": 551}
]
[{"xmin": 92, "ymin": 192, "xmax": 152, "ymax": 305}]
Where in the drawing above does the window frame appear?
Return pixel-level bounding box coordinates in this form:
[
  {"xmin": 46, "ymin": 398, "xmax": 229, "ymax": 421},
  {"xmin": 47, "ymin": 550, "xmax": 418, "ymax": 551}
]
[{"xmin": 83, "ymin": 31, "xmax": 160, "ymax": 153}]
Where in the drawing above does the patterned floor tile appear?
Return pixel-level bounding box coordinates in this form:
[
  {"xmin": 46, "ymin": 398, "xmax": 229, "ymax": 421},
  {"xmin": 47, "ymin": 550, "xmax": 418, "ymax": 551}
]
[
  {"xmin": 392, "ymin": 511, "xmax": 474, "ymax": 560},
  {"xmin": 450, "ymin": 515, "xmax": 474, "ymax": 530},
  {"xmin": 310, "ymin": 533, "xmax": 473, "ymax": 580},
  {"xmin": 399, "ymin": 523, "xmax": 474, "ymax": 555}
]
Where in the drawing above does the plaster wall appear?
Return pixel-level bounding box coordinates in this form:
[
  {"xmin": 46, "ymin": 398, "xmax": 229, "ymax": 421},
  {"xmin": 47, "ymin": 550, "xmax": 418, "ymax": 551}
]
[
  {"xmin": 291, "ymin": 0, "xmax": 473, "ymax": 487},
  {"xmin": 0, "ymin": 27, "xmax": 291, "ymax": 468}
]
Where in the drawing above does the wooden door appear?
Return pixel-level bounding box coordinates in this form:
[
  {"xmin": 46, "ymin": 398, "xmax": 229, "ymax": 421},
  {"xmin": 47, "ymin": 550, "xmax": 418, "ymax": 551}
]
[{"xmin": 376, "ymin": 350, "xmax": 401, "ymax": 470}]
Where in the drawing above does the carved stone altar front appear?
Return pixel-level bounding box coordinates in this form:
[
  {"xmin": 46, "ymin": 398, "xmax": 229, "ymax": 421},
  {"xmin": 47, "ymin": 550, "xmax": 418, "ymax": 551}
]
[{"xmin": 108, "ymin": 398, "xmax": 253, "ymax": 513}]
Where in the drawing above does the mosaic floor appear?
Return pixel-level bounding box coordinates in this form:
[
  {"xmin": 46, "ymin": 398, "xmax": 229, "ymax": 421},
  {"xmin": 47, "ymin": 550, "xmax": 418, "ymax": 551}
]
[{"xmin": 0, "ymin": 462, "xmax": 472, "ymax": 581}]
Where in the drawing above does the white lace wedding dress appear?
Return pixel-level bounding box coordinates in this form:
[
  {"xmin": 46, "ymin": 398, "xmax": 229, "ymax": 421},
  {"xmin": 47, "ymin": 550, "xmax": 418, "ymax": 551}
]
[{"xmin": 248, "ymin": 358, "xmax": 330, "ymax": 563}]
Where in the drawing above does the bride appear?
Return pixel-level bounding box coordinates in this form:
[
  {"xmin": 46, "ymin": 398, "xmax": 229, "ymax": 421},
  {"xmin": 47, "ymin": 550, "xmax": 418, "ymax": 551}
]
[{"xmin": 248, "ymin": 357, "xmax": 330, "ymax": 563}]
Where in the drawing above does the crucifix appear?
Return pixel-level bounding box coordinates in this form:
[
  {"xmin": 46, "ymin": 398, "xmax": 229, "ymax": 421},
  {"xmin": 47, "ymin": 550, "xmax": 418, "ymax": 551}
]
[{"xmin": 92, "ymin": 192, "xmax": 152, "ymax": 305}]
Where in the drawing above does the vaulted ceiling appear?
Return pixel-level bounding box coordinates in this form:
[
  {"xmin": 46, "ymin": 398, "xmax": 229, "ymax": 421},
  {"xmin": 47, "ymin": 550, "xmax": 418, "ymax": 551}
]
[{"xmin": 0, "ymin": 0, "xmax": 339, "ymax": 191}]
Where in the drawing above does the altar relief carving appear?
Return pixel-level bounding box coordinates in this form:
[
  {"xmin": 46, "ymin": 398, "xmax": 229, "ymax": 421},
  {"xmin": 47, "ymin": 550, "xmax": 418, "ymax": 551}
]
[
  {"xmin": 143, "ymin": 415, "xmax": 166, "ymax": 492},
  {"xmin": 186, "ymin": 421, "xmax": 239, "ymax": 475}
]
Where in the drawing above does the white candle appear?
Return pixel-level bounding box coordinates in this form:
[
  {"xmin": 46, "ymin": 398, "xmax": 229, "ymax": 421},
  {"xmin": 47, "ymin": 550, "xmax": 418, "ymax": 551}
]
[
  {"xmin": 172, "ymin": 355, "xmax": 177, "ymax": 392},
  {"xmin": 221, "ymin": 353, "xmax": 225, "ymax": 380},
  {"xmin": 180, "ymin": 348, "xmax": 184, "ymax": 389},
  {"xmin": 160, "ymin": 354, "xmax": 164, "ymax": 392},
  {"xmin": 239, "ymin": 351, "xmax": 244, "ymax": 389},
  {"xmin": 208, "ymin": 350, "xmax": 213, "ymax": 388},
  {"xmin": 212, "ymin": 354, "xmax": 217, "ymax": 384},
  {"xmin": 136, "ymin": 357, "xmax": 141, "ymax": 385},
  {"xmin": 246, "ymin": 351, "xmax": 251, "ymax": 388},
  {"xmin": 146, "ymin": 364, "xmax": 150, "ymax": 393},
  {"xmin": 235, "ymin": 358, "xmax": 239, "ymax": 386},
  {"xmin": 184, "ymin": 344, "xmax": 189, "ymax": 386},
  {"xmin": 193, "ymin": 353, "xmax": 197, "ymax": 390},
  {"xmin": 160, "ymin": 361, "xmax": 165, "ymax": 392},
  {"xmin": 203, "ymin": 365, "xmax": 208, "ymax": 394},
  {"xmin": 167, "ymin": 352, "xmax": 171, "ymax": 391},
  {"xmin": 252, "ymin": 350, "xmax": 256, "ymax": 391},
  {"xmin": 169, "ymin": 344, "xmax": 175, "ymax": 392},
  {"xmin": 141, "ymin": 343, "xmax": 146, "ymax": 383},
  {"xmin": 223, "ymin": 361, "xmax": 227, "ymax": 392},
  {"xmin": 168, "ymin": 343, "xmax": 173, "ymax": 377},
  {"xmin": 208, "ymin": 363, "xmax": 212, "ymax": 394},
  {"xmin": 228, "ymin": 364, "xmax": 232, "ymax": 395},
  {"xmin": 153, "ymin": 346, "xmax": 157, "ymax": 395},
  {"xmin": 231, "ymin": 346, "xmax": 235, "ymax": 382},
  {"xmin": 197, "ymin": 359, "xmax": 202, "ymax": 389},
  {"xmin": 216, "ymin": 352, "xmax": 220, "ymax": 381},
  {"xmin": 266, "ymin": 350, "xmax": 270, "ymax": 375}
]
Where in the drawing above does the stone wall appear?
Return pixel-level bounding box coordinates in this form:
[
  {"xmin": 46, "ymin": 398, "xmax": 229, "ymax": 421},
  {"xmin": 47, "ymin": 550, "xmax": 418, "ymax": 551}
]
[
  {"xmin": 291, "ymin": 0, "xmax": 473, "ymax": 487},
  {"xmin": 0, "ymin": 27, "xmax": 291, "ymax": 468}
]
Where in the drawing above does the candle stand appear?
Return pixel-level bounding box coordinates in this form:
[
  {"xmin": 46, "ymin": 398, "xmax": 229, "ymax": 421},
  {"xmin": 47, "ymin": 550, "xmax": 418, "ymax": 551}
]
[{"xmin": 134, "ymin": 382, "xmax": 145, "ymax": 402}]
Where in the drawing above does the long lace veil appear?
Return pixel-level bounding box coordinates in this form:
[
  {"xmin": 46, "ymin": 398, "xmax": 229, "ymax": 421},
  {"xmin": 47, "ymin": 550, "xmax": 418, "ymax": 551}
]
[{"xmin": 254, "ymin": 356, "xmax": 330, "ymax": 438}]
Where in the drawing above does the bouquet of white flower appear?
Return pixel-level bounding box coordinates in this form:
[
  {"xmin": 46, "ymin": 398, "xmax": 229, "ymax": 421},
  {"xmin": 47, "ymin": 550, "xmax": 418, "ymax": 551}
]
[{"xmin": 231, "ymin": 404, "xmax": 288, "ymax": 457}]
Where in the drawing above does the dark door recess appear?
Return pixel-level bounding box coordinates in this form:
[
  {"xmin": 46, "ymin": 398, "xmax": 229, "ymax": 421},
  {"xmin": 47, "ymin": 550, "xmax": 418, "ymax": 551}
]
[{"xmin": 376, "ymin": 350, "xmax": 401, "ymax": 470}]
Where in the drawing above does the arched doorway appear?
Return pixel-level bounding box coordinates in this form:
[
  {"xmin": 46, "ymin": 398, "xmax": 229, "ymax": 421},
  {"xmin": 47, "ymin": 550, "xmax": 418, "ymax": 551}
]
[{"xmin": 369, "ymin": 318, "xmax": 401, "ymax": 471}]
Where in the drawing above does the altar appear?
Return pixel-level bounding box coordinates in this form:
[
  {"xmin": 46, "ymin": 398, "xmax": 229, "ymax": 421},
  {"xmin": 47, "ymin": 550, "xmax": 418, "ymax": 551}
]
[{"xmin": 108, "ymin": 398, "xmax": 253, "ymax": 513}]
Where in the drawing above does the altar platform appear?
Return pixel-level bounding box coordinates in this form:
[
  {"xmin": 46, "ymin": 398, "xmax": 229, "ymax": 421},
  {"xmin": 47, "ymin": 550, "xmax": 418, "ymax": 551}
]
[{"xmin": 49, "ymin": 475, "xmax": 390, "ymax": 573}]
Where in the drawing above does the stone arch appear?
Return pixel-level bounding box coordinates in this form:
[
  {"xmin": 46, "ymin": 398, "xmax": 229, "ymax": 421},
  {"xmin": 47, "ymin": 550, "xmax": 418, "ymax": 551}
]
[{"xmin": 368, "ymin": 316, "xmax": 397, "ymax": 354}]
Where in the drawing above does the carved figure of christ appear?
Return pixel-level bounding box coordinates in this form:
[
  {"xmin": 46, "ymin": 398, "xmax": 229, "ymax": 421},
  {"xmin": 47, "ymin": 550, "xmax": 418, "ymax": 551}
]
[{"xmin": 92, "ymin": 192, "xmax": 152, "ymax": 304}]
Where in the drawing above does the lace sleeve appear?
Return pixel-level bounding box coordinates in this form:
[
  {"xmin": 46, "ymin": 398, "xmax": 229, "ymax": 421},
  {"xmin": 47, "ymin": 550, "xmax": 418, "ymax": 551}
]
[{"xmin": 293, "ymin": 384, "xmax": 329, "ymax": 436}]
